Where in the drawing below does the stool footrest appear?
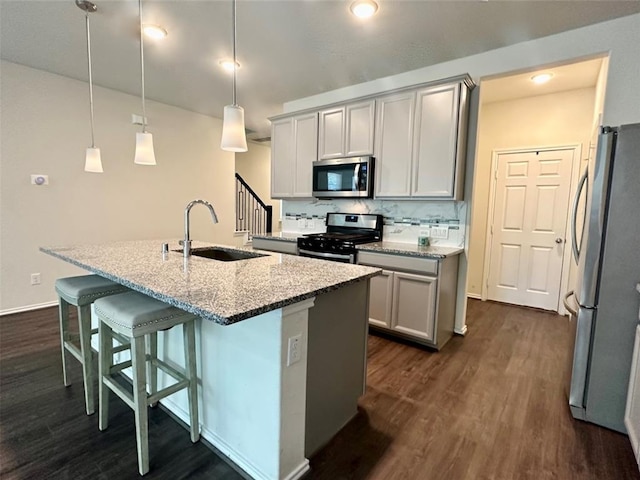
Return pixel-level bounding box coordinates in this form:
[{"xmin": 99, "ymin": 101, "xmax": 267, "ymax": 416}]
[
  {"xmin": 63, "ymin": 341, "xmax": 84, "ymax": 363},
  {"xmin": 112, "ymin": 343, "xmax": 130, "ymax": 354},
  {"xmin": 147, "ymin": 380, "xmax": 190, "ymax": 405},
  {"xmin": 111, "ymin": 360, "xmax": 132, "ymax": 373},
  {"xmin": 104, "ymin": 375, "xmax": 135, "ymax": 409},
  {"xmin": 153, "ymin": 358, "xmax": 187, "ymax": 384}
]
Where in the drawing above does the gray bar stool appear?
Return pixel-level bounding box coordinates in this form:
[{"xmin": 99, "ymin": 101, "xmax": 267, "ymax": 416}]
[
  {"xmin": 55, "ymin": 274, "xmax": 129, "ymax": 415},
  {"xmin": 94, "ymin": 291, "xmax": 200, "ymax": 476}
]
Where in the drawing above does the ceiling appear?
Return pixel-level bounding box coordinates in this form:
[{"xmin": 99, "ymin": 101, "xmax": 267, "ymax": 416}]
[
  {"xmin": 481, "ymin": 57, "xmax": 604, "ymax": 104},
  {"xmin": 1, "ymin": 1, "xmax": 638, "ymax": 140}
]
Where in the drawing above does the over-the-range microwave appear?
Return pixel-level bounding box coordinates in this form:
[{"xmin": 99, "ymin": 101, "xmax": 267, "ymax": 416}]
[{"xmin": 312, "ymin": 156, "xmax": 374, "ymax": 198}]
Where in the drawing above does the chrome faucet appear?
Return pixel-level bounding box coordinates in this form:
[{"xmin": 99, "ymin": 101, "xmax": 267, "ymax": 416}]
[{"xmin": 181, "ymin": 199, "xmax": 219, "ymax": 258}]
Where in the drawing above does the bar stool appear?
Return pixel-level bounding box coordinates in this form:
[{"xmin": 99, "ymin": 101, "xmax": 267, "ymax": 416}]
[
  {"xmin": 56, "ymin": 274, "xmax": 129, "ymax": 415},
  {"xmin": 94, "ymin": 291, "xmax": 200, "ymax": 476}
]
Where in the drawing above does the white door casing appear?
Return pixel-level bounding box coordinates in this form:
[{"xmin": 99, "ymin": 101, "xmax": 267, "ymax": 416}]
[{"xmin": 485, "ymin": 148, "xmax": 575, "ymax": 311}]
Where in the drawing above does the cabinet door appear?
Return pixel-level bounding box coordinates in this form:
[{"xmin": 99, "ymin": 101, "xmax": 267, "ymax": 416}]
[
  {"xmin": 374, "ymin": 91, "xmax": 415, "ymax": 197},
  {"xmin": 293, "ymin": 113, "xmax": 317, "ymax": 197},
  {"xmin": 318, "ymin": 107, "xmax": 345, "ymax": 159},
  {"xmin": 271, "ymin": 117, "xmax": 294, "ymax": 198},
  {"xmin": 625, "ymin": 326, "xmax": 640, "ymax": 461},
  {"xmin": 391, "ymin": 272, "xmax": 437, "ymax": 342},
  {"xmin": 412, "ymin": 83, "xmax": 460, "ymax": 198},
  {"xmin": 345, "ymin": 100, "xmax": 375, "ymax": 157},
  {"xmin": 368, "ymin": 270, "xmax": 393, "ymax": 329}
]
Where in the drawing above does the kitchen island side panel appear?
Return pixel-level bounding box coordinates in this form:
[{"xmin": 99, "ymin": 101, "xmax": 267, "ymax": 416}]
[{"xmin": 305, "ymin": 280, "xmax": 370, "ymax": 456}]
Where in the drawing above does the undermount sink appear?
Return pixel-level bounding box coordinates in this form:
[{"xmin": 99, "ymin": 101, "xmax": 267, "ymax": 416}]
[{"xmin": 174, "ymin": 247, "xmax": 267, "ymax": 262}]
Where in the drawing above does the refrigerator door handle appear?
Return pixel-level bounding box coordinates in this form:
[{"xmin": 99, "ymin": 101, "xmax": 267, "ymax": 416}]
[
  {"xmin": 563, "ymin": 290, "xmax": 577, "ymax": 317},
  {"xmin": 571, "ymin": 170, "xmax": 588, "ymax": 264}
]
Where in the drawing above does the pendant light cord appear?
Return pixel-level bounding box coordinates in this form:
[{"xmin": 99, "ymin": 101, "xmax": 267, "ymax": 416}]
[
  {"xmin": 139, "ymin": 0, "xmax": 147, "ymax": 133},
  {"xmin": 85, "ymin": 12, "xmax": 96, "ymax": 148},
  {"xmin": 232, "ymin": 0, "xmax": 237, "ymax": 106}
]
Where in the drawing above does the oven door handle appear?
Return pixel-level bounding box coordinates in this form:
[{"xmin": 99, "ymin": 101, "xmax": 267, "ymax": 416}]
[{"xmin": 298, "ymin": 248, "xmax": 355, "ymax": 262}]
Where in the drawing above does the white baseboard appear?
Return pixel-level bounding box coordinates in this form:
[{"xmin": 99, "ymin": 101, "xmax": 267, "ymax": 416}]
[
  {"xmin": 467, "ymin": 293, "xmax": 482, "ymax": 300},
  {"xmin": 0, "ymin": 300, "xmax": 57, "ymax": 316},
  {"xmin": 454, "ymin": 324, "xmax": 468, "ymax": 336}
]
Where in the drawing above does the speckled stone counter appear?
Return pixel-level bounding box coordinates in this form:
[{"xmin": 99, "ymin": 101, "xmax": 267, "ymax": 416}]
[
  {"xmin": 357, "ymin": 241, "xmax": 463, "ymax": 259},
  {"xmin": 252, "ymin": 232, "xmax": 299, "ymax": 242},
  {"xmin": 40, "ymin": 240, "xmax": 380, "ymax": 325},
  {"xmin": 252, "ymin": 233, "xmax": 464, "ymax": 259}
]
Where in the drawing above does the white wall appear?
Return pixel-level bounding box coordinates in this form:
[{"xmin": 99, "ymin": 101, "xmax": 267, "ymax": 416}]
[
  {"xmin": 0, "ymin": 61, "xmax": 236, "ymax": 313},
  {"xmin": 467, "ymin": 87, "xmax": 596, "ymax": 297},
  {"xmin": 235, "ymin": 142, "xmax": 281, "ymax": 231}
]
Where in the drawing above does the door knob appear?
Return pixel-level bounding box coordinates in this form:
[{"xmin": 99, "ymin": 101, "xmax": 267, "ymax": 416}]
[{"xmin": 555, "ymin": 238, "xmax": 564, "ymax": 244}]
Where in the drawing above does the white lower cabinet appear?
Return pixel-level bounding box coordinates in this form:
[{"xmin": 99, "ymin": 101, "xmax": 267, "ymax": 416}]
[
  {"xmin": 358, "ymin": 250, "xmax": 459, "ymax": 350},
  {"xmin": 625, "ymin": 325, "xmax": 640, "ymax": 469},
  {"xmin": 368, "ymin": 270, "xmax": 393, "ymax": 329},
  {"xmin": 391, "ymin": 271, "xmax": 437, "ymax": 343}
]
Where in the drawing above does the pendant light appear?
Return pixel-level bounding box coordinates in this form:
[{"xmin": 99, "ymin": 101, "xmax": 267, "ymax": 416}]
[
  {"xmin": 220, "ymin": 0, "xmax": 248, "ymax": 152},
  {"xmin": 77, "ymin": 0, "xmax": 103, "ymax": 173},
  {"xmin": 134, "ymin": 0, "xmax": 156, "ymax": 165}
]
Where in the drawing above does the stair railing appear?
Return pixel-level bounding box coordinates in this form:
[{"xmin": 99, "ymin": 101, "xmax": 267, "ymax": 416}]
[{"xmin": 235, "ymin": 173, "xmax": 273, "ymax": 238}]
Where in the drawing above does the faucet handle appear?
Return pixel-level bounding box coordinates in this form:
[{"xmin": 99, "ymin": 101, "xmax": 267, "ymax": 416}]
[{"xmin": 178, "ymin": 240, "xmax": 184, "ymax": 246}]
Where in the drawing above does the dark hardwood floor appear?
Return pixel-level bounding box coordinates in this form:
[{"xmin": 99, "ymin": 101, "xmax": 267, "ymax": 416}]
[{"xmin": 1, "ymin": 300, "xmax": 638, "ymax": 479}]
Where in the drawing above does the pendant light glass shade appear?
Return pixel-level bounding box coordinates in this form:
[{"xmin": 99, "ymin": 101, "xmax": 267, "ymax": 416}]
[
  {"xmin": 84, "ymin": 147, "xmax": 103, "ymax": 173},
  {"xmin": 134, "ymin": 132, "xmax": 157, "ymax": 165},
  {"xmin": 221, "ymin": 105, "xmax": 248, "ymax": 152},
  {"xmin": 221, "ymin": 0, "xmax": 247, "ymax": 153}
]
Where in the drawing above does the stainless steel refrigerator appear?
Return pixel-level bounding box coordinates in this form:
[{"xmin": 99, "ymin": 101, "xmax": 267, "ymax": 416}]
[{"xmin": 565, "ymin": 123, "xmax": 640, "ymax": 433}]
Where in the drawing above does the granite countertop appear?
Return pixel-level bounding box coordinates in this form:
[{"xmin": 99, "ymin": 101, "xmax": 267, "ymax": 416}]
[
  {"xmin": 357, "ymin": 241, "xmax": 464, "ymax": 259},
  {"xmin": 253, "ymin": 233, "xmax": 464, "ymax": 259},
  {"xmin": 40, "ymin": 240, "xmax": 380, "ymax": 325}
]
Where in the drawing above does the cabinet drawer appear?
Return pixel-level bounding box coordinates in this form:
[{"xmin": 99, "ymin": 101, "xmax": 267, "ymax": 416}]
[
  {"xmin": 252, "ymin": 238, "xmax": 298, "ymax": 255},
  {"xmin": 358, "ymin": 251, "xmax": 438, "ymax": 276}
]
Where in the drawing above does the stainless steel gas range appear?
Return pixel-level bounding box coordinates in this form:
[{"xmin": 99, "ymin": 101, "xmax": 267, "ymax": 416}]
[{"xmin": 297, "ymin": 213, "xmax": 383, "ymax": 263}]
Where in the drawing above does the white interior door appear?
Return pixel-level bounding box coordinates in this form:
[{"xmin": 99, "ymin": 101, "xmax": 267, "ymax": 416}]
[{"xmin": 486, "ymin": 149, "xmax": 574, "ymax": 310}]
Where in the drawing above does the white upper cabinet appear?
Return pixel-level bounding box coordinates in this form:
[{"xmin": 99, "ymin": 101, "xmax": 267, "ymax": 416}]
[
  {"xmin": 271, "ymin": 118, "xmax": 294, "ymax": 198},
  {"xmin": 270, "ymin": 75, "xmax": 472, "ymax": 201},
  {"xmin": 375, "ymin": 80, "xmax": 469, "ymax": 200},
  {"xmin": 374, "ymin": 91, "xmax": 416, "ymax": 197},
  {"xmin": 318, "ymin": 107, "xmax": 345, "ymax": 159},
  {"xmin": 318, "ymin": 100, "xmax": 375, "ymax": 160},
  {"xmin": 412, "ymin": 83, "xmax": 461, "ymax": 198},
  {"xmin": 345, "ymin": 101, "xmax": 375, "ymax": 157},
  {"xmin": 271, "ymin": 113, "xmax": 317, "ymax": 198}
]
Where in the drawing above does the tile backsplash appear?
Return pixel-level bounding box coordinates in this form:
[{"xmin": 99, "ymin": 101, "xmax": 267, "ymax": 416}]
[{"xmin": 281, "ymin": 199, "xmax": 467, "ymax": 248}]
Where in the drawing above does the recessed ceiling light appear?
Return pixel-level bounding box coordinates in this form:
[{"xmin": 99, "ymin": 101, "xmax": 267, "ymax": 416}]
[
  {"xmin": 350, "ymin": 0, "xmax": 379, "ymax": 19},
  {"xmin": 531, "ymin": 73, "xmax": 553, "ymax": 84},
  {"xmin": 219, "ymin": 59, "xmax": 240, "ymax": 72},
  {"xmin": 142, "ymin": 24, "xmax": 167, "ymax": 40}
]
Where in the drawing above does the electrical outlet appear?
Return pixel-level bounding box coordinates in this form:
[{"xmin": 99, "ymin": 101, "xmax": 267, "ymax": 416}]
[
  {"xmin": 430, "ymin": 226, "xmax": 449, "ymax": 239},
  {"xmin": 287, "ymin": 334, "xmax": 302, "ymax": 366},
  {"xmin": 30, "ymin": 273, "xmax": 41, "ymax": 285}
]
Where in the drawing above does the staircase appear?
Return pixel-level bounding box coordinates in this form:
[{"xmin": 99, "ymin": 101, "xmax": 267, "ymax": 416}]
[{"xmin": 235, "ymin": 173, "xmax": 273, "ymax": 238}]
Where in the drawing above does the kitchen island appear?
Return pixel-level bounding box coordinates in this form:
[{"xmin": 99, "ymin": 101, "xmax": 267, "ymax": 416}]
[{"xmin": 40, "ymin": 240, "xmax": 381, "ymax": 480}]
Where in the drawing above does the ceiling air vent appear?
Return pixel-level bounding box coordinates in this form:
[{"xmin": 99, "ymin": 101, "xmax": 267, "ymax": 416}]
[{"xmin": 245, "ymin": 129, "xmax": 271, "ymax": 144}]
